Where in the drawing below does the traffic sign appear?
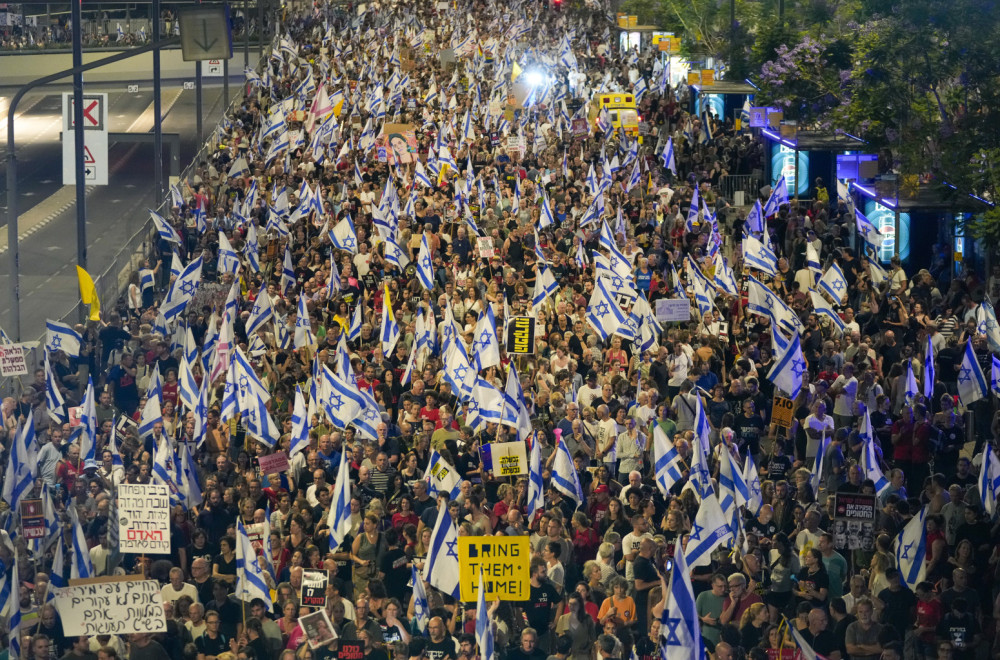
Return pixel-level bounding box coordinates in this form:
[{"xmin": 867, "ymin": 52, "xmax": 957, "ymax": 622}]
[
  {"xmin": 62, "ymin": 130, "xmax": 108, "ymax": 186},
  {"xmin": 62, "ymin": 92, "xmax": 107, "ymax": 131},
  {"xmin": 179, "ymin": 6, "xmax": 233, "ymax": 61},
  {"xmin": 204, "ymin": 59, "xmax": 224, "ymax": 77}
]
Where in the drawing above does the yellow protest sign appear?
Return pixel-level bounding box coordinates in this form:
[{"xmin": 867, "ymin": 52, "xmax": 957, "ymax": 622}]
[
  {"xmin": 771, "ymin": 397, "xmax": 794, "ymax": 428},
  {"xmin": 687, "ymin": 71, "xmax": 700, "ymax": 86},
  {"xmin": 701, "ymin": 69, "xmax": 715, "ymax": 85},
  {"xmin": 458, "ymin": 536, "xmax": 530, "ymax": 601}
]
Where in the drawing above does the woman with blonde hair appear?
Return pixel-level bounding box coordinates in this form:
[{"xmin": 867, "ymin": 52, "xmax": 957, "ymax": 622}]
[{"xmin": 739, "ymin": 602, "xmax": 769, "ymax": 650}]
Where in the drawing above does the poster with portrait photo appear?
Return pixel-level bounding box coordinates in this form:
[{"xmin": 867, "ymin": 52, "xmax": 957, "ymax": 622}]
[
  {"xmin": 377, "ymin": 123, "xmax": 418, "ymax": 164},
  {"xmin": 299, "ymin": 609, "xmax": 338, "ymax": 649}
]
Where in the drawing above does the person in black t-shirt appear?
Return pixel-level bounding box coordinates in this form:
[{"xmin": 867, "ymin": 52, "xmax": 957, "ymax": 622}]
[
  {"xmin": 519, "ymin": 558, "xmax": 562, "ymax": 653},
  {"xmin": 763, "ymin": 440, "xmax": 793, "ymax": 483},
  {"xmin": 507, "ymin": 629, "xmax": 548, "ymax": 660},
  {"xmin": 195, "ymin": 611, "xmax": 229, "ymax": 660},
  {"xmin": 632, "ymin": 539, "xmax": 660, "ymax": 633},
  {"xmin": 424, "ymin": 617, "xmax": 458, "ymax": 660}
]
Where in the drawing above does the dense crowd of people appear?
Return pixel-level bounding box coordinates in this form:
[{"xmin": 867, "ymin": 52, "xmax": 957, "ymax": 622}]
[{"xmin": 1, "ymin": 1, "xmax": 1000, "ymax": 660}]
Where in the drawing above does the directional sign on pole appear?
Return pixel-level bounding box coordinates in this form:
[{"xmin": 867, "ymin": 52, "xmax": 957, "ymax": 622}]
[
  {"xmin": 62, "ymin": 92, "xmax": 108, "ymax": 186},
  {"xmin": 62, "ymin": 93, "xmax": 107, "ymax": 132},
  {"xmin": 62, "ymin": 132, "xmax": 108, "ymax": 186},
  {"xmin": 179, "ymin": 6, "xmax": 233, "ymax": 61},
  {"xmin": 204, "ymin": 60, "xmax": 224, "ymax": 77}
]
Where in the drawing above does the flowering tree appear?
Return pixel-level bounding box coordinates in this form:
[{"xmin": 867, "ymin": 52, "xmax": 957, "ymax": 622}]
[{"xmin": 756, "ymin": 34, "xmax": 851, "ymax": 124}]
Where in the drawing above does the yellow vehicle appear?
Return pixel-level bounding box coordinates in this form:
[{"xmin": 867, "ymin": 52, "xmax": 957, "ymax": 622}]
[{"xmin": 589, "ymin": 92, "xmax": 640, "ymax": 138}]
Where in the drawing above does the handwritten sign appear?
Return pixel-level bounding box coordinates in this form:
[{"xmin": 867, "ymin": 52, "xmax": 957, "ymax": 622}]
[
  {"xmin": 0, "ymin": 344, "xmax": 27, "ymax": 376},
  {"xmin": 258, "ymin": 451, "xmax": 290, "ymax": 475},
  {"xmin": 54, "ymin": 578, "xmax": 166, "ymax": 636},
  {"xmin": 477, "ymin": 236, "xmax": 494, "ymax": 259},
  {"xmin": 480, "ymin": 441, "xmax": 528, "ymax": 476},
  {"xmin": 458, "ymin": 536, "xmax": 530, "ymax": 601},
  {"xmin": 118, "ymin": 484, "xmax": 171, "ymax": 554}
]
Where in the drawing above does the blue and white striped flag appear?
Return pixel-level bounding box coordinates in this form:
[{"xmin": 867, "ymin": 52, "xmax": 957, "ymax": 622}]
[
  {"xmin": 150, "ymin": 209, "xmax": 182, "ymax": 244},
  {"xmin": 763, "ymin": 176, "xmax": 788, "ymax": 217},
  {"xmin": 162, "ymin": 252, "xmax": 204, "ymax": 323},
  {"xmin": 743, "ymin": 454, "xmax": 763, "ymax": 516},
  {"xmin": 475, "ymin": 569, "xmax": 495, "ymax": 660},
  {"xmin": 978, "ymin": 444, "xmax": 1000, "ymax": 517},
  {"xmin": 422, "ymin": 503, "xmax": 461, "ymax": 599},
  {"xmin": 217, "ymin": 231, "xmax": 241, "ymax": 275},
  {"xmin": 904, "ymin": 361, "xmax": 919, "ymax": 403},
  {"xmin": 294, "ymin": 294, "xmax": 315, "ymax": 350},
  {"xmin": 289, "ymin": 386, "xmax": 310, "ymax": 461},
  {"xmin": 767, "ymin": 329, "xmax": 806, "ymax": 400},
  {"xmin": 551, "ymin": 434, "xmax": 584, "ymax": 509},
  {"xmin": 236, "ymin": 518, "xmax": 272, "ymax": 611},
  {"xmin": 68, "ymin": 506, "xmax": 94, "ymax": 579},
  {"xmin": 415, "ymin": 234, "xmax": 435, "ymax": 291},
  {"xmin": 586, "ymin": 277, "xmax": 626, "ymax": 340},
  {"xmin": 327, "ymin": 444, "xmax": 352, "ymax": 551},
  {"xmin": 895, "ymin": 506, "xmax": 927, "ymax": 591},
  {"xmin": 858, "ymin": 406, "xmax": 890, "ymax": 495},
  {"xmin": 526, "ymin": 433, "xmax": 545, "ymax": 520},
  {"xmin": 683, "ymin": 490, "xmax": 732, "ymax": 568},
  {"xmin": 280, "ymin": 245, "xmax": 296, "ymax": 296},
  {"xmin": 44, "ymin": 353, "xmax": 67, "ymax": 423},
  {"xmin": 246, "ymin": 290, "xmax": 274, "ymax": 336},
  {"xmin": 411, "ymin": 566, "xmax": 430, "ymax": 633},
  {"xmin": 653, "ymin": 425, "xmax": 683, "ymax": 496},
  {"xmin": 818, "ymin": 262, "xmax": 848, "ymax": 303},
  {"xmin": 661, "ymin": 537, "xmax": 706, "ymax": 660},
  {"xmin": 742, "ymin": 234, "xmax": 777, "ymax": 276},
  {"xmin": 957, "ymin": 338, "xmax": 988, "ymax": 406},
  {"xmin": 46, "ymin": 319, "xmax": 80, "ymax": 358}
]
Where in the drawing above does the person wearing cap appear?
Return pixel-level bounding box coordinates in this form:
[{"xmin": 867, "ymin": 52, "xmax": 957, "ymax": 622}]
[{"xmin": 578, "ymin": 371, "xmax": 602, "ymax": 409}]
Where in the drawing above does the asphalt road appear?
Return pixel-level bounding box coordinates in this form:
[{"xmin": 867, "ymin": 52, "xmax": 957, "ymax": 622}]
[{"xmin": 0, "ymin": 79, "xmax": 236, "ymax": 343}]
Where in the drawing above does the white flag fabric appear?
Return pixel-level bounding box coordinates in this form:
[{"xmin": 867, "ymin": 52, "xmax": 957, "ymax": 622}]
[
  {"xmin": 684, "ymin": 492, "xmax": 733, "ymax": 569},
  {"xmin": 957, "ymin": 338, "xmax": 989, "ymax": 405}
]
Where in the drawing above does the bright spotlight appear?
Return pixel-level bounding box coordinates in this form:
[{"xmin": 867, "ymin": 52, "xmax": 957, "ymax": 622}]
[{"xmin": 524, "ymin": 71, "xmax": 546, "ymax": 87}]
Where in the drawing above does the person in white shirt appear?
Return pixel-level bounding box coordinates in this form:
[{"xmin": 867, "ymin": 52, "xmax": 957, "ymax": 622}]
[
  {"xmin": 666, "ymin": 343, "xmax": 693, "ymax": 399},
  {"xmin": 804, "ymin": 401, "xmax": 835, "ymax": 462},
  {"xmin": 595, "ymin": 404, "xmax": 619, "ymax": 477},
  {"xmin": 829, "ymin": 362, "xmax": 858, "ymax": 429},
  {"xmin": 161, "ymin": 567, "xmax": 200, "ymax": 604},
  {"xmin": 578, "ymin": 370, "xmax": 603, "ymax": 409}
]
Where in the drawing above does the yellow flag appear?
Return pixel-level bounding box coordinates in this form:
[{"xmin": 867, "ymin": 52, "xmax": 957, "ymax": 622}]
[
  {"xmin": 384, "ymin": 283, "xmax": 395, "ymax": 322},
  {"xmin": 511, "ymin": 61, "xmax": 523, "ymax": 82},
  {"xmin": 76, "ymin": 266, "xmax": 101, "ymax": 321}
]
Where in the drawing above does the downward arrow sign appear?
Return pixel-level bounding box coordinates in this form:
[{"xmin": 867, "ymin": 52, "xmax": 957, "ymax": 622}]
[{"xmin": 191, "ymin": 19, "xmax": 218, "ymax": 52}]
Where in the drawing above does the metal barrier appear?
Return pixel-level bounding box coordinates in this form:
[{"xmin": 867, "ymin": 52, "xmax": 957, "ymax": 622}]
[
  {"xmin": 718, "ymin": 174, "xmax": 762, "ymax": 206},
  {"xmin": 0, "ymin": 52, "xmax": 267, "ymax": 400}
]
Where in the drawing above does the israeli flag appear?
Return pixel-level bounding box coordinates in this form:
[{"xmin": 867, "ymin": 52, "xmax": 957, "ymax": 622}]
[
  {"xmin": 348, "ymin": 303, "xmax": 363, "ymax": 342},
  {"xmin": 762, "ymin": 176, "xmax": 788, "ymax": 217},
  {"xmin": 768, "ymin": 327, "xmax": 806, "ymax": 399},
  {"xmin": 44, "ymin": 353, "xmax": 67, "ymax": 423},
  {"xmin": 976, "ymin": 301, "xmax": 1000, "ymax": 353},
  {"xmin": 806, "ymin": 243, "xmax": 822, "ymax": 280},
  {"xmin": 653, "ymin": 424, "xmax": 683, "ymax": 496},
  {"xmin": 745, "ymin": 200, "xmax": 764, "ymax": 234},
  {"xmin": 586, "ymin": 277, "xmax": 627, "ymax": 340},
  {"xmin": 551, "ymin": 433, "xmax": 584, "ymax": 509},
  {"xmin": 46, "ymin": 320, "xmax": 81, "ymax": 358},
  {"xmin": 895, "ymin": 506, "xmax": 928, "ymax": 591},
  {"xmin": 327, "ymin": 443, "xmax": 353, "ymax": 551},
  {"xmin": 329, "ymin": 215, "xmax": 359, "ymax": 254},
  {"xmin": 294, "ymin": 294, "xmax": 315, "ymax": 349},
  {"xmin": 904, "ymin": 361, "xmax": 919, "ymax": 403},
  {"xmin": 422, "ymin": 503, "xmax": 461, "ymax": 599},
  {"xmin": 411, "ymin": 566, "xmax": 430, "ymax": 633},
  {"xmin": 810, "ymin": 430, "xmax": 830, "ymax": 495},
  {"xmin": 743, "ymin": 454, "xmax": 763, "ymax": 516},
  {"xmin": 162, "ymin": 252, "xmax": 204, "ymax": 323},
  {"xmin": 236, "ymin": 518, "xmax": 272, "ymax": 611},
  {"xmin": 742, "ymin": 234, "xmax": 777, "ymax": 276},
  {"xmin": 661, "ymin": 532, "xmax": 707, "ymax": 660},
  {"xmin": 809, "ymin": 290, "xmax": 846, "ymax": 334},
  {"xmin": 416, "ymin": 234, "xmax": 435, "ymax": 291},
  {"xmin": 472, "ymin": 307, "xmax": 501, "ymax": 371},
  {"xmin": 246, "ymin": 290, "xmax": 274, "ymax": 336},
  {"xmin": 150, "ymin": 209, "xmax": 182, "ymax": 244},
  {"xmin": 858, "ymin": 407, "xmax": 890, "ymax": 495},
  {"xmin": 217, "ymin": 231, "xmax": 241, "ymax": 275},
  {"xmin": 855, "ymin": 208, "xmax": 885, "ymax": 247},
  {"xmin": 978, "ymin": 444, "xmax": 1000, "ymax": 517},
  {"xmin": 280, "ymin": 245, "xmax": 296, "ymax": 295},
  {"xmin": 684, "ymin": 491, "xmax": 733, "ymax": 569},
  {"xmin": 526, "ymin": 433, "xmax": 545, "ymax": 520},
  {"xmin": 957, "ymin": 337, "xmax": 988, "ymax": 406},
  {"xmin": 381, "ymin": 288, "xmax": 401, "ymax": 357},
  {"xmin": 818, "ymin": 262, "xmax": 848, "ymax": 303}
]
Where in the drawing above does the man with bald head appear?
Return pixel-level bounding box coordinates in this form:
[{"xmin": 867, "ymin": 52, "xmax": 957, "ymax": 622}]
[
  {"xmin": 633, "ymin": 538, "xmax": 659, "ymax": 632},
  {"xmin": 424, "ymin": 616, "xmax": 458, "ymax": 660}
]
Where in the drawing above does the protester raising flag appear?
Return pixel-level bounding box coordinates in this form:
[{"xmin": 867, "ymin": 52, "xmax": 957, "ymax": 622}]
[{"xmin": 661, "ymin": 539, "xmax": 706, "ymax": 660}]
